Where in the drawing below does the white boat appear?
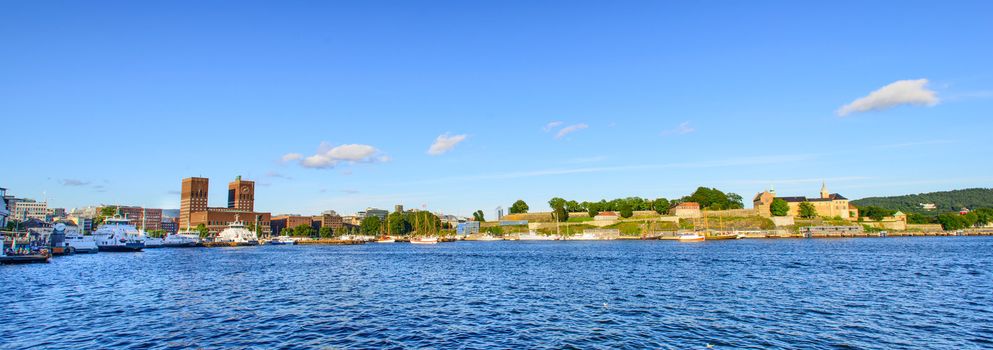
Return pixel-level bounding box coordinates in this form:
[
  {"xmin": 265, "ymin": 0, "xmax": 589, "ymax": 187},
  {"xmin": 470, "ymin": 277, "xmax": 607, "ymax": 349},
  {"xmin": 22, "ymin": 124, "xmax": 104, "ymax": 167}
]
[
  {"xmin": 518, "ymin": 231, "xmax": 559, "ymax": 241},
  {"xmin": 376, "ymin": 237, "xmax": 396, "ymax": 243},
  {"xmin": 163, "ymin": 232, "xmax": 201, "ymax": 247},
  {"xmin": 269, "ymin": 236, "xmax": 296, "ymax": 245},
  {"xmin": 64, "ymin": 228, "xmax": 99, "ymax": 254},
  {"xmin": 678, "ymin": 233, "xmax": 706, "ymax": 242},
  {"xmin": 142, "ymin": 236, "xmax": 164, "ymax": 248},
  {"xmin": 410, "ymin": 237, "xmax": 439, "ymax": 245},
  {"xmin": 92, "ymin": 214, "xmax": 145, "ymax": 252},
  {"xmin": 215, "ymin": 219, "xmax": 260, "ymax": 246},
  {"xmin": 568, "ymin": 232, "xmax": 599, "ymax": 241}
]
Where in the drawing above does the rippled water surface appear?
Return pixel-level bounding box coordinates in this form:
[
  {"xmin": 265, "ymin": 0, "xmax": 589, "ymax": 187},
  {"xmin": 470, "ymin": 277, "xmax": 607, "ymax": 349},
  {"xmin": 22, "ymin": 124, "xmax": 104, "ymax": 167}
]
[{"xmin": 2, "ymin": 238, "xmax": 993, "ymax": 349}]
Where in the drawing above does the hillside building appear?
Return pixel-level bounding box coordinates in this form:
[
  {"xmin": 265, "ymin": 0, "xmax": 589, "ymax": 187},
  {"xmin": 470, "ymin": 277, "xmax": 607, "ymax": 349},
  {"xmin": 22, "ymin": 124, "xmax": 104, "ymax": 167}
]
[{"xmin": 753, "ymin": 183, "xmax": 858, "ymax": 220}]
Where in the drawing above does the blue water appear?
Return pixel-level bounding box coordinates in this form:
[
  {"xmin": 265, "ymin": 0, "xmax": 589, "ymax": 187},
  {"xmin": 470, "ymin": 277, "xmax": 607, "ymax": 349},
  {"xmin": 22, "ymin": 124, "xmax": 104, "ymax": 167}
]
[{"xmin": 2, "ymin": 238, "xmax": 992, "ymax": 349}]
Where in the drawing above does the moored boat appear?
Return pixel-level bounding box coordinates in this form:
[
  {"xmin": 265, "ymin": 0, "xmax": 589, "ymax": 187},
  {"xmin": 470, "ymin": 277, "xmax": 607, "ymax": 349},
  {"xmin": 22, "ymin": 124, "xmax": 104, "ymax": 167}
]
[
  {"xmin": 214, "ymin": 218, "xmax": 260, "ymax": 246},
  {"xmin": 269, "ymin": 236, "xmax": 297, "ymax": 245},
  {"xmin": 678, "ymin": 233, "xmax": 706, "ymax": 242},
  {"xmin": 65, "ymin": 230, "xmax": 99, "ymax": 254},
  {"xmin": 376, "ymin": 236, "xmax": 396, "ymax": 243},
  {"xmin": 163, "ymin": 231, "xmax": 202, "ymax": 248},
  {"xmin": 410, "ymin": 237, "xmax": 439, "ymax": 245},
  {"xmin": 92, "ymin": 213, "xmax": 145, "ymax": 252}
]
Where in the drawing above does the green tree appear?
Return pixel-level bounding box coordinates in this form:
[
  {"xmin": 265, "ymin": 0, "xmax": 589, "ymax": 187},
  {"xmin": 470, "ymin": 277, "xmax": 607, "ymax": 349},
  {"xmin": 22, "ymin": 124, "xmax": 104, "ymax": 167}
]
[
  {"xmin": 587, "ymin": 202, "xmax": 601, "ymax": 217},
  {"xmin": 472, "ymin": 210, "xmax": 486, "ymax": 222},
  {"xmin": 319, "ymin": 226, "xmax": 334, "ymax": 238},
  {"xmin": 651, "ymin": 198, "xmax": 670, "ymax": 215},
  {"xmin": 619, "ymin": 203, "xmax": 634, "ymax": 218},
  {"xmin": 553, "ymin": 206, "xmax": 569, "ymax": 222},
  {"xmin": 387, "ymin": 212, "xmax": 411, "ymax": 235},
  {"xmin": 682, "ymin": 187, "xmax": 737, "ymax": 210},
  {"xmin": 726, "ymin": 193, "xmax": 744, "ymax": 209},
  {"xmin": 360, "ymin": 216, "xmax": 382, "ymax": 234},
  {"xmin": 509, "ymin": 200, "xmax": 529, "ymax": 214},
  {"xmin": 548, "ymin": 197, "xmax": 567, "ymax": 211},
  {"xmin": 566, "ymin": 200, "xmax": 583, "ymax": 213},
  {"xmin": 937, "ymin": 213, "xmax": 966, "ymax": 230},
  {"xmin": 292, "ymin": 224, "xmax": 314, "ymax": 237},
  {"xmin": 860, "ymin": 206, "xmax": 895, "ymax": 221},
  {"xmin": 798, "ymin": 202, "xmax": 817, "ymax": 218},
  {"xmin": 195, "ymin": 223, "xmax": 210, "ymax": 238},
  {"xmin": 770, "ymin": 198, "xmax": 790, "ymax": 217}
]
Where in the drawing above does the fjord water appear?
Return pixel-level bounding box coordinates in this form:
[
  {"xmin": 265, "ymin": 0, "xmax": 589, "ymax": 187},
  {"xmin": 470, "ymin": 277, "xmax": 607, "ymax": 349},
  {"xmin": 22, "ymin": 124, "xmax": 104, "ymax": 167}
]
[{"xmin": 2, "ymin": 238, "xmax": 992, "ymax": 349}]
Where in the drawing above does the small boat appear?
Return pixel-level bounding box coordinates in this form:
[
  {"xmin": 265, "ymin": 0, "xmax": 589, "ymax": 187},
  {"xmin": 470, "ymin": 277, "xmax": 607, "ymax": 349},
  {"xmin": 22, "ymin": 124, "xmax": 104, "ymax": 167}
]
[
  {"xmin": 376, "ymin": 236, "xmax": 396, "ymax": 243},
  {"xmin": 269, "ymin": 236, "xmax": 297, "ymax": 245},
  {"xmin": 143, "ymin": 236, "xmax": 164, "ymax": 248},
  {"xmin": 410, "ymin": 237, "xmax": 439, "ymax": 245},
  {"xmin": 678, "ymin": 233, "xmax": 706, "ymax": 242},
  {"xmin": 163, "ymin": 231, "xmax": 202, "ymax": 248}
]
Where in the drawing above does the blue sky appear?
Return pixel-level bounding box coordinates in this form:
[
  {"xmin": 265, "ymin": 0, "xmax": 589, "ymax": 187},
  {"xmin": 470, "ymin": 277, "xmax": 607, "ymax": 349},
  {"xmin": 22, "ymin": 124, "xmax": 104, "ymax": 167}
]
[{"xmin": 2, "ymin": 1, "xmax": 992, "ymax": 217}]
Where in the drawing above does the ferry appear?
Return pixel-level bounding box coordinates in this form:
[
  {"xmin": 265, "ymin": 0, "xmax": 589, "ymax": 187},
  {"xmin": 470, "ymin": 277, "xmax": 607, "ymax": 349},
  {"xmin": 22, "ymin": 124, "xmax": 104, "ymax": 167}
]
[
  {"xmin": 269, "ymin": 236, "xmax": 297, "ymax": 245},
  {"xmin": 214, "ymin": 219, "xmax": 260, "ymax": 246},
  {"xmin": 92, "ymin": 214, "xmax": 145, "ymax": 252},
  {"xmin": 142, "ymin": 236, "xmax": 164, "ymax": 248},
  {"xmin": 163, "ymin": 229, "xmax": 202, "ymax": 248},
  {"xmin": 410, "ymin": 237, "xmax": 439, "ymax": 245},
  {"xmin": 64, "ymin": 228, "xmax": 99, "ymax": 254},
  {"xmin": 678, "ymin": 233, "xmax": 706, "ymax": 242}
]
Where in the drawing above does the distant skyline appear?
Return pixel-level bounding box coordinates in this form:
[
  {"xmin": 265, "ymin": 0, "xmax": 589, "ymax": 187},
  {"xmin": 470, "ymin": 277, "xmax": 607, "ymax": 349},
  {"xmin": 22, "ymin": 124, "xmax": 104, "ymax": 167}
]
[{"xmin": 2, "ymin": 1, "xmax": 992, "ymax": 217}]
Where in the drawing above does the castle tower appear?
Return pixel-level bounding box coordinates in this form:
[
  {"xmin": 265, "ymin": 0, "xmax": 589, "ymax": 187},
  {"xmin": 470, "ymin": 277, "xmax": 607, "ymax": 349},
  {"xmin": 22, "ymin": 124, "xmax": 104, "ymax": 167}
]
[{"xmin": 820, "ymin": 181, "xmax": 830, "ymax": 199}]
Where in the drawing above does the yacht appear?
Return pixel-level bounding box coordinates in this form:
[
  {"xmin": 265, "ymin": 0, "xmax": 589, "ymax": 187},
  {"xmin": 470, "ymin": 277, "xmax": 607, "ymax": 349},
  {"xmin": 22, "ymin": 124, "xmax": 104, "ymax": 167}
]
[
  {"xmin": 92, "ymin": 215, "xmax": 145, "ymax": 252},
  {"xmin": 163, "ymin": 229, "xmax": 202, "ymax": 248},
  {"xmin": 64, "ymin": 228, "xmax": 98, "ymax": 254},
  {"xmin": 410, "ymin": 237, "xmax": 439, "ymax": 245},
  {"xmin": 215, "ymin": 219, "xmax": 260, "ymax": 246}
]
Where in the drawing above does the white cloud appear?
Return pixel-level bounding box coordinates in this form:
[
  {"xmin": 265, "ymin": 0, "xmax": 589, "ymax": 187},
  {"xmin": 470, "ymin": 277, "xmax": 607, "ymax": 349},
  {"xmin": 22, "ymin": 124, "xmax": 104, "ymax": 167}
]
[
  {"xmin": 281, "ymin": 153, "xmax": 303, "ymax": 162},
  {"xmin": 294, "ymin": 142, "xmax": 386, "ymax": 169},
  {"xmin": 265, "ymin": 171, "xmax": 292, "ymax": 179},
  {"xmin": 555, "ymin": 123, "xmax": 588, "ymax": 139},
  {"xmin": 61, "ymin": 179, "xmax": 91, "ymax": 186},
  {"xmin": 837, "ymin": 79, "xmax": 939, "ymax": 116},
  {"xmin": 661, "ymin": 121, "xmax": 695, "ymax": 136},
  {"xmin": 427, "ymin": 133, "xmax": 468, "ymax": 155},
  {"xmin": 543, "ymin": 121, "xmax": 564, "ymax": 132}
]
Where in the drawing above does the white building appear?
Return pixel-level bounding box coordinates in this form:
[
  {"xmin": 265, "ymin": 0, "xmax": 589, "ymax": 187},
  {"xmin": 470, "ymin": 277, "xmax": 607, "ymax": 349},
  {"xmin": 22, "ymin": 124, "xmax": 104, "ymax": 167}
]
[{"xmin": 10, "ymin": 199, "xmax": 48, "ymax": 221}]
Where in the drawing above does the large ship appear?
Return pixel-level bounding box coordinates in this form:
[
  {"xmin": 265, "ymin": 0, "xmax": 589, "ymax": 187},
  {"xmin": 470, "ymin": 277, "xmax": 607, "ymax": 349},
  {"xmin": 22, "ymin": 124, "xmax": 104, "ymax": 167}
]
[
  {"xmin": 92, "ymin": 214, "xmax": 145, "ymax": 252},
  {"xmin": 214, "ymin": 218, "xmax": 260, "ymax": 246}
]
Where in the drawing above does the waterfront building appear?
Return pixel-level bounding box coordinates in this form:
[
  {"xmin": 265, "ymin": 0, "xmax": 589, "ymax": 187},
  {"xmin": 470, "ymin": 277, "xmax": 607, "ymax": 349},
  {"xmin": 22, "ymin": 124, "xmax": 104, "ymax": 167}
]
[
  {"xmin": 594, "ymin": 211, "xmax": 620, "ymax": 221},
  {"xmin": 9, "ymin": 198, "xmax": 48, "ymax": 221},
  {"xmin": 161, "ymin": 218, "xmax": 178, "ymax": 234},
  {"xmin": 0, "ymin": 187, "xmax": 8, "ymax": 229},
  {"xmin": 357, "ymin": 208, "xmax": 389, "ymax": 221},
  {"xmin": 670, "ymin": 202, "xmax": 702, "ymax": 219},
  {"xmin": 180, "ymin": 176, "xmax": 272, "ymax": 236},
  {"xmin": 67, "ymin": 216, "xmax": 95, "ymax": 233},
  {"xmin": 271, "ymin": 215, "xmax": 316, "ymax": 235},
  {"xmin": 118, "ymin": 206, "xmax": 163, "ymax": 231},
  {"xmin": 753, "ymin": 183, "xmax": 857, "ymax": 220},
  {"xmin": 179, "ymin": 177, "xmax": 209, "ymax": 229},
  {"xmin": 318, "ymin": 212, "xmax": 345, "ymax": 230},
  {"xmin": 47, "ymin": 208, "xmax": 67, "ymax": 220},
  {"xmin": 456, "ymin": 221, "xmax": 480, "ymax": 236}
]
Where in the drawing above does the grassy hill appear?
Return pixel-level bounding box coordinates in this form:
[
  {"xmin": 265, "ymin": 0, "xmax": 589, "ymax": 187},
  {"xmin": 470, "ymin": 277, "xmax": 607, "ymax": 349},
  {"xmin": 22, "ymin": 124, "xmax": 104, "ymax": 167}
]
[{"xmin": 852, "ymin": 188, "xmax": 993, "ymax": 215}]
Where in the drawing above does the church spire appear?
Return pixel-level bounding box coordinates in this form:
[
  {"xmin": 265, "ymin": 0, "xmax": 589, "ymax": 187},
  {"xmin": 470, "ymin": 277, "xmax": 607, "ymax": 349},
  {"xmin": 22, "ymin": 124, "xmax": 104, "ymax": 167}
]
[{"xmin": 820, "ymin": 181, "xmax": 829, "ymax": 199}]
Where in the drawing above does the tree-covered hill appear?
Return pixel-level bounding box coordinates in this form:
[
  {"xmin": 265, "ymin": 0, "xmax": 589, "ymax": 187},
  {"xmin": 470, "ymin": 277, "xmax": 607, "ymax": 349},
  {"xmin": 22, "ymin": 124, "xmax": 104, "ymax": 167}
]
[{"xmin": 852, "ymin": 188, "xmax": 993, "ymax": 215}]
